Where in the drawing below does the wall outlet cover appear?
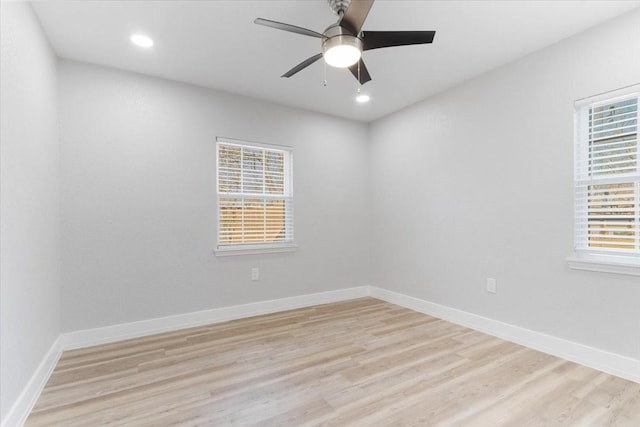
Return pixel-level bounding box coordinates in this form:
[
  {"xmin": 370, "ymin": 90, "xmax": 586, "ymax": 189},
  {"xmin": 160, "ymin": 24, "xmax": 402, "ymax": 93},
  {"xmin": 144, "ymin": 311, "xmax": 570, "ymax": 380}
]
[{"xmin": 486, "ymin": 278, "xmax": 497, "ymax": 293}]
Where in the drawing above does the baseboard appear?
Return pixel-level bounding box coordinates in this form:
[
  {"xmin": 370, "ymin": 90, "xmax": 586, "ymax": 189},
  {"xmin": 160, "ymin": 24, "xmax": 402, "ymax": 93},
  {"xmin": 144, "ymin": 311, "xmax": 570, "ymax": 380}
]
[
  {"xmin": 1, "ymin": 336, "xmax": 65, "ymax": 427},
  {"xmin": 369, "ymin": 286, "xmax": 640, "ymax": 384},
  {"xmin": 6, "ymin": 284, "xmax": 638, "ymax": 427},
  {"xmin": 60, "ymin": 286, "xmax": 370, "ymax": 350},
  {"xmin": 60, "ymin": 284, "xmax": 640, "ymax": 383},
  {"xmin": 2, "ymin": 286, "xmax": 370, "ymax": 427}
]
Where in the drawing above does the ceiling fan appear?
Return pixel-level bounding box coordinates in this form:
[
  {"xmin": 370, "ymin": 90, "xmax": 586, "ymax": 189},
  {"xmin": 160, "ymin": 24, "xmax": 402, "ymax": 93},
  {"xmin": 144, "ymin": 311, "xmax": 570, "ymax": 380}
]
[{"xmin": 254, "ymin": 0, "xmax": 436, "ymax": 85}]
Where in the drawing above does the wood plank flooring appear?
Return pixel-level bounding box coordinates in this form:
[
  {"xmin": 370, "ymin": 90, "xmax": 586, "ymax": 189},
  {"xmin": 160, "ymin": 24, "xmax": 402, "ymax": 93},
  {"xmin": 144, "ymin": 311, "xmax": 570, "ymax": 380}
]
[{"xmin": 25, "ymin": 298, "xmax": 640, "ymax": 426}]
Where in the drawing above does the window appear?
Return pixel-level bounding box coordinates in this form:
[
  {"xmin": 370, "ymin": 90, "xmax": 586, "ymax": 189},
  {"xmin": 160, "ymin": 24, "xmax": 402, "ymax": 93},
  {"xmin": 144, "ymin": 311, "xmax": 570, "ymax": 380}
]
[
  {"xmin": 215, "ymin": 138, "xmax": 295, "ymax": 255},
  {"xmin": 570, "ymin": 84, "xmax": 640, "ymax": 275}
]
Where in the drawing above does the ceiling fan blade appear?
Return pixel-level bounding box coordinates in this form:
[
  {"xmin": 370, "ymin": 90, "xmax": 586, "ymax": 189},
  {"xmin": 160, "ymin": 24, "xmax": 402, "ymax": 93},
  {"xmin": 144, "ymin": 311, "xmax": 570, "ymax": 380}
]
[
  {"xmin": 362, "ymin": 30, "xmax": 436, "ymax": 51},
  {"xmin": 348, "ymin": 59, "xmax": 372, "ymax": 85},
  {"xmin": 281, "ymin": 53, "xmax": 324, "ymax": 78},
  {"xmin": 340, "ymin": 0, "xmax": 375, "ymax": 35},
  {"xmin": 254, "ymin": 18, "xmax": 323, "ymax": 38}
]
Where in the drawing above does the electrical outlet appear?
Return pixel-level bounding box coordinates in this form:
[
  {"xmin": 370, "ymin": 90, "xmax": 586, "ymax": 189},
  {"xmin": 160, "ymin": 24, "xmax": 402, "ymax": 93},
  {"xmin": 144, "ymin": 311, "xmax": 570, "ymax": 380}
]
[
  {"xmin": 251, "ymin": 267, "xmax": 260, "ymax": 281},
  {"xmin": 486, "ymin": 278, "xmax": 496, "ymax": 294}
]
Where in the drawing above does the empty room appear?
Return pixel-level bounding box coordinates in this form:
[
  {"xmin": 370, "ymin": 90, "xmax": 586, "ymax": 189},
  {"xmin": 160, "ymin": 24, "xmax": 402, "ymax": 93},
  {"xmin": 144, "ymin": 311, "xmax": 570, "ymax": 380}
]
[{"xmin": 1, "ymin": 0, "xmax": 639, "ymax": 425}]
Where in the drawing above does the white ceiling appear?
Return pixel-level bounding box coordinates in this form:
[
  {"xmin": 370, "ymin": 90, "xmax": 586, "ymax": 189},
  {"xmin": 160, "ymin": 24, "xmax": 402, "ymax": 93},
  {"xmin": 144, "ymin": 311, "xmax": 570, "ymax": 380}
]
[{"xmin": 33, "ymin": 0, "xmax": 640, "ymax": 122}]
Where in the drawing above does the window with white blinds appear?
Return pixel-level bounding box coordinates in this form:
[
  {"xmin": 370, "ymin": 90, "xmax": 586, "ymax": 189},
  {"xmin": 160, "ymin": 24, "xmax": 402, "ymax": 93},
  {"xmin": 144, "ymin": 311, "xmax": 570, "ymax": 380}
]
[
  {"xmin": 574, "ymin": 85, "xmax": 639, "ymax": 262},
  {"xmin": 215, "ymin": 138, "xmax": 294, "ymax": 254}
]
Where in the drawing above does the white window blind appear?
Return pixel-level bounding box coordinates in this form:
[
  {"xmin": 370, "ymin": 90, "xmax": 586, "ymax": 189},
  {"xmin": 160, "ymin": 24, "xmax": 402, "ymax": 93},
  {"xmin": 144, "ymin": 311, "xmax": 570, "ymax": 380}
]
[
  {"xmin": 216, "ymin": 139, "xmax": 293, "ymax": 250},
  {"xmin": 574, "ymin": 85, "xmax": 639, "ymax": 260}
]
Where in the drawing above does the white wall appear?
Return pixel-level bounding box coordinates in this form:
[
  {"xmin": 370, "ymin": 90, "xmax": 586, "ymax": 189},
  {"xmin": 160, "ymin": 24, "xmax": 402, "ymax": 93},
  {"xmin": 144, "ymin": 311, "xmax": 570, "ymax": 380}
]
[
  {"xmin": 58, "ymin": 60, "xmax": 370, "ymax": 331},
  {"xmin": 0, "ymin": 2, "xmax": 61, "ymax": 421},
  {"xmin": 370, "ymin": 9, "xmax": 640, "ymax": 359}
]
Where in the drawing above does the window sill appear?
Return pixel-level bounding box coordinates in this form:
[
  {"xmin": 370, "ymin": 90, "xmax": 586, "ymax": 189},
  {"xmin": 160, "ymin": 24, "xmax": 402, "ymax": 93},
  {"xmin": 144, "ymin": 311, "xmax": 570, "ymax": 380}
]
[
  {"xmin": 566, "ymin": 254, "xmax": 640, "ymax": 276},
  {"xmin": 213, "ymin": 243, "xmax": 298, "ymax": 257}
]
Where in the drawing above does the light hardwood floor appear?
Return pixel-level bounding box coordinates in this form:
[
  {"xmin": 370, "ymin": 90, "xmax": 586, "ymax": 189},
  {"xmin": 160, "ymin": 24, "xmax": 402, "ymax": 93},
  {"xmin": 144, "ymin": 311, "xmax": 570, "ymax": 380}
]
[{"xmin": 25, "ymin": 298, "xmax": 640, "ymax": 426}]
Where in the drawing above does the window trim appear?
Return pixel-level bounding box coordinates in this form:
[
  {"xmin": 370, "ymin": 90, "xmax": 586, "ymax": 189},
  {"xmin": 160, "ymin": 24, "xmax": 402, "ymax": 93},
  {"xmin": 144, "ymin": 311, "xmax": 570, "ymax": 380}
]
[
  {"xmin": 568, "ymin": 84, "xmax": 640, "ymax": 275},
  {"xmin": 214, "ymin": 137, "xmax": 295, "ymax": 256},
  {"xmin": 567, "ymin": 253, "xmax": 640, "ymax": 276},
  {"xmin": 213, "ymin": 242, "xmax": 298, "ymax": 257}
]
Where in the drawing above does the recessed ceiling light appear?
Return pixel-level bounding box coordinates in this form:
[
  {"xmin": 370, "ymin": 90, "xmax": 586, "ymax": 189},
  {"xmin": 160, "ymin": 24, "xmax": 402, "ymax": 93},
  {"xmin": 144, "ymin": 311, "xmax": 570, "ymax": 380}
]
[
  {"xmin": 356, "ymin": 94, "xmax": 370, "ymax": 103},
  {"xmin": 130, "ymin": 34, "xmax": 154, "ymax": 48}
]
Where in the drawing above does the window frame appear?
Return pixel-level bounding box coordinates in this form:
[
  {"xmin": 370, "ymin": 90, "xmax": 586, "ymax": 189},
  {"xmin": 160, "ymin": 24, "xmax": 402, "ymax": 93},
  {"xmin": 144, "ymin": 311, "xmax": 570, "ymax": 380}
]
[
  {"xmin": 213, "ymin": 137, "xmax": 297, "ymax": 256},
  {"xmin": 568, "ymin": 84, "xmax": 640, "ymax": 276}
]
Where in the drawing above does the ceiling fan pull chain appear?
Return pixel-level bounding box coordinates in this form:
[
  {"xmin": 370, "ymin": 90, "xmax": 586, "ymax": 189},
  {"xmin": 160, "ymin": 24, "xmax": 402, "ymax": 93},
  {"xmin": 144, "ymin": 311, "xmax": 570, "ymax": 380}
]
[
  {"xmin": 323, "ymin": 60, "xmax": 328, "ymax": 87},
  {"xmin": 356, "ymin": 60, "xmax": 361, "ymax": 93}
]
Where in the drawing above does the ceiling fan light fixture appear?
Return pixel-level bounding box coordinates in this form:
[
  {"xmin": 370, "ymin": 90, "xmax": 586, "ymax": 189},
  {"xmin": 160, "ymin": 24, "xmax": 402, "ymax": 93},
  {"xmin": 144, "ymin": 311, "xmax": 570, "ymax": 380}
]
[
  {"xmin": 356, "ymin": 94, "xmax": 370, "ymax": 103},
  {"xmin": 322, "ymin": 34, "xmax": 362, "ymax": 68}
]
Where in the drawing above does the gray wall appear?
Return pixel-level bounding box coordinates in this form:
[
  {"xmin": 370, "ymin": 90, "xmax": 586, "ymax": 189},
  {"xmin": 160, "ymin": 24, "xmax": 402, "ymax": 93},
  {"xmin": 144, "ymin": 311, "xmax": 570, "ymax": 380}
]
[
  {"xmin": 0, "ymin": 2, "xmax": 61, "ymax": 420},
  {"xmin": 58, "ymin": 60, "xmax": 371, "ymax": 331},
  {"xmin": 369, "ymin": 9, "xmax": 640, "ymax": 359}
]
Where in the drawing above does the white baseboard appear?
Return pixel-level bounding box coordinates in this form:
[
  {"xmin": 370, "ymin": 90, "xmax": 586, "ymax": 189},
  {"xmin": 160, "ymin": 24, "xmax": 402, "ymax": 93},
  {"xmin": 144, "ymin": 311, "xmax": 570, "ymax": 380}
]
[
  {"xmin": 60, "ymin": 286, "xmax": 370, "ymax": 350},
  {"xmin": 369, "ymin": 286, "xmax": 640, "ymax": 384},
  {"xmin": 5, "ymin": 284, "xmax": 639, "ymax": 427},
  {"xmin": 1, "ymin": 336, "xmax": 65, "ymax": 427},
  {"xmin": 2, "ymin": 286, "xmax": 370, "ymax": 427}
]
